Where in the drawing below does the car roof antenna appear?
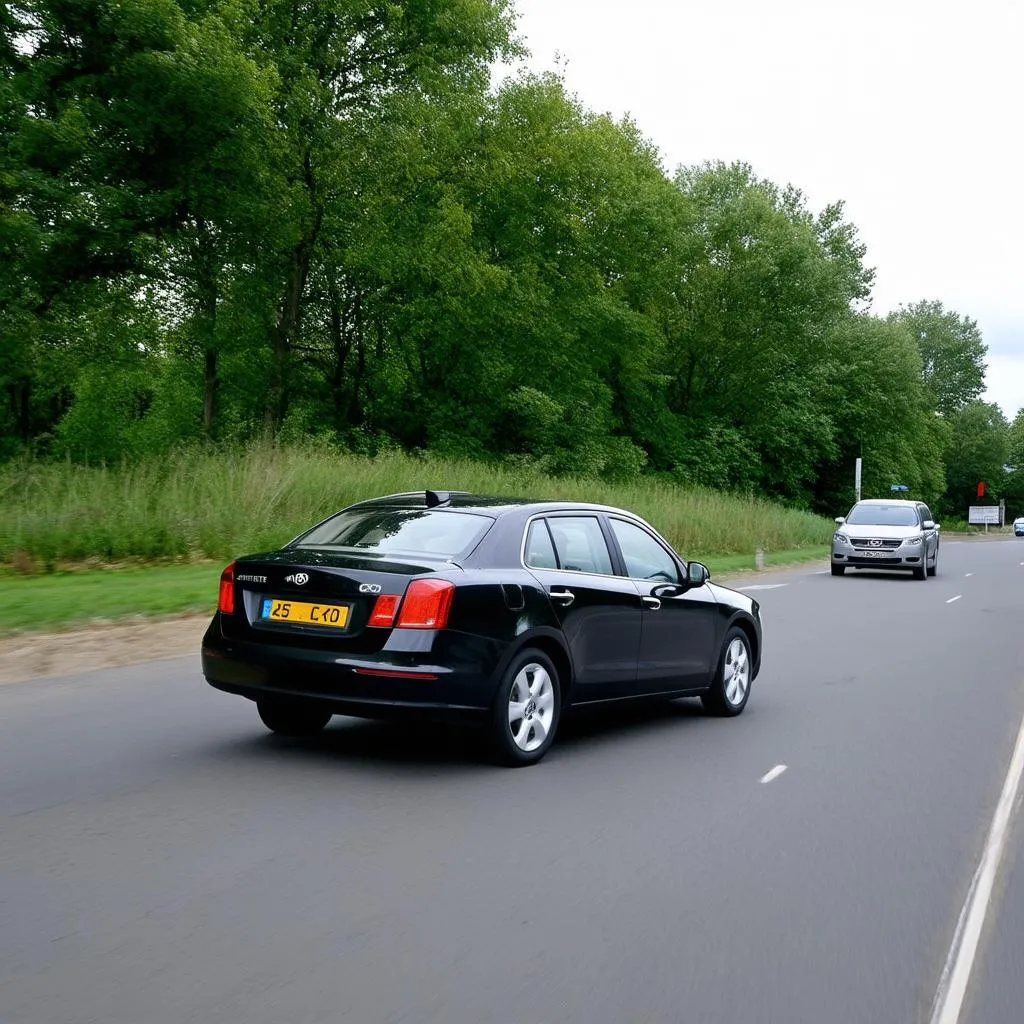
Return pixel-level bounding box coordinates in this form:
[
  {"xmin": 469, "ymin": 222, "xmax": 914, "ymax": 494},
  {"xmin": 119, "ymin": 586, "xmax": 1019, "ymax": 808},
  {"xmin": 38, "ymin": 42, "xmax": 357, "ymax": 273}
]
[{"xmin": 425, "ymin": 490, "xmax": 452, "ymax": 508}]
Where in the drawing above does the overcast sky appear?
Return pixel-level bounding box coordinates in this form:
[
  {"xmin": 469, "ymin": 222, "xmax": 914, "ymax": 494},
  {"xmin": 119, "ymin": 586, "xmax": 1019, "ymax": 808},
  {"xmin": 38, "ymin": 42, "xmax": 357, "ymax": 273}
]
[{"xmin": 503, "ymin": 0, "xmax": 1024, "ymax": 419}]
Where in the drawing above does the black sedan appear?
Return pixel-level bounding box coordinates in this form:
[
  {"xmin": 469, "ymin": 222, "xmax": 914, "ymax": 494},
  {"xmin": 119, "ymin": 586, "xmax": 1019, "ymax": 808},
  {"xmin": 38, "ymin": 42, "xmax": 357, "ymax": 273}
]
[{"xmin": 202, "ymin": 490, "xmax": 763, "ymax": 766}]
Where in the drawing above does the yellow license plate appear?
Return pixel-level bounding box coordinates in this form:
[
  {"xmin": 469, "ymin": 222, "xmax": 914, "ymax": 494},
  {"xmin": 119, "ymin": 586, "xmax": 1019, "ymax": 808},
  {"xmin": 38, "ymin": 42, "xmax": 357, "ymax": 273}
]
[{"xmin": 261, "ymin": 598, "xmax": 350, "ymax": 628}]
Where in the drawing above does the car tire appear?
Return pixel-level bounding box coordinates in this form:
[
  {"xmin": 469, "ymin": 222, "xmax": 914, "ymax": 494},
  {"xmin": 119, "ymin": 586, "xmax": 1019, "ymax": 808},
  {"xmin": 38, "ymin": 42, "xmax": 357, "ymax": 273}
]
[
  {"xmin": 257, "ymin": 699, "xmax": 333, "ymax": 737},
  {"xmin": 489, "ymin": 648, "xmax": 561, "ymax": 767},
  {"xmin": 831, "ymin": 564, "xmax": 845, "ymax": 576},
  {"xmin": 927, "ymin": 552, "xmax": 938, "ymax": 577},
  {"xmin": 701, "ymin": 627, "xmax": 753, "ymax": 717},
  {"xmin": 913, "ymin": 563, "xmax": 927, "ymax": 581}
]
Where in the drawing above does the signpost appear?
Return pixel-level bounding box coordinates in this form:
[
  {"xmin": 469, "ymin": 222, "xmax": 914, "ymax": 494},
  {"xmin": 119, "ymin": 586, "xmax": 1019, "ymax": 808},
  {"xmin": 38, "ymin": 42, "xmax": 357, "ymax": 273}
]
[
  {"xmin": 890, "ymin": 484, "xmax": 908, "ymax": 493},
  {"xmin": 855, "ymin": 458, "xmax": 862, "ymax": 503},
  {"xmin": 968, "ymin": 505, "xmax": 1000, "ymax": 533}
]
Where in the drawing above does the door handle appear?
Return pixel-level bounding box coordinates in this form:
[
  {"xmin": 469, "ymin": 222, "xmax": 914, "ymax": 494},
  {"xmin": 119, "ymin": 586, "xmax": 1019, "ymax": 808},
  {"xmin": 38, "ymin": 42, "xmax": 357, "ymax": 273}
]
[
  {"xmin": 549, "ymin": 588, "xmax": 575, "ymax": 607},
  {"xmin": 641, "ymin": 596, "xmax": 661, "ymax": 610}
]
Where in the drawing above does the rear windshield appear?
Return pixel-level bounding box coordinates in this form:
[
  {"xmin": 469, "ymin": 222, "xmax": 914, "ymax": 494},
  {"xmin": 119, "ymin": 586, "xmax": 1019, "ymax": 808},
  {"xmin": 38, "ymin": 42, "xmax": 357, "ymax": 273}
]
[
  {"xmin": 293, "ymin": 508, "xmax": 493, "ymax": 559},
  {"xmin": 846, "ymin": 504, "xmax": 919, "ymax": 527}
]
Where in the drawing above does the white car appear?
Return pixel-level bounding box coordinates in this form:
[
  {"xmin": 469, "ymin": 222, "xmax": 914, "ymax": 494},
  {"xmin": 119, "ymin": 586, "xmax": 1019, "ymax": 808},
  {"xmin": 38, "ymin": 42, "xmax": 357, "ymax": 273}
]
[
  {"xmin": 831, "ymin": 499, "xmax": 940, "ymax": 580},
  {"xmin": 1014, "ymin": 517, "xmax": 1024, "ymax": 537}
]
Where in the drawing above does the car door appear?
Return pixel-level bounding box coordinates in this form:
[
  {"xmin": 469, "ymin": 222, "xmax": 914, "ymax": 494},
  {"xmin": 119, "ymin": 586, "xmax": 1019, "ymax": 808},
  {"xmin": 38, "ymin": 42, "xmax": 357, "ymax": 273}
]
[
  {"xmin": 523, "ymin": 514, "xmax": 643, "ymax": 704},
  {"xmin": 918, "ymin": 503, "xmax": 939, "ymax": 561},
  {"xmin": 606, "ymin": 517, "xmax": 720, "ymax": 693}
]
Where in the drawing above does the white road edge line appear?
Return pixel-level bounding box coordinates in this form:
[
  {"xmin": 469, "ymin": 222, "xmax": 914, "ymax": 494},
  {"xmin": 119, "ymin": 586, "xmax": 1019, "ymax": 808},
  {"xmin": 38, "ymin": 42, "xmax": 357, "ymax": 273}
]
[
  {"xmin": 928, "ymin": 702, "xmax": 1024, "ymax": 1024},
  {"xmin": 759, "ymin": 765, "xmax": 787, "ymax": 784},
  {"xmin": 736, "ymin": 584, "xmax": 789, "ymax": 592},
  {"xmin": 946, "ymin": 595, "xmax": 963, "ymax": 604}
]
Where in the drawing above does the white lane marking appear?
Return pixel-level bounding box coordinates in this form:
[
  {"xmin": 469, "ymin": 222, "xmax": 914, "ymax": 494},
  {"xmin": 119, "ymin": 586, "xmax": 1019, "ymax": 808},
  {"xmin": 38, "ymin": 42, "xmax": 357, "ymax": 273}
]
[
  {"xmin": 946, "ymin": 595, "xmax": 963, "ymax": 604},
  {"xmin": 759, "ymin": 764, "xmax": 787, "ymax": 784},
  {"xmin": 812, "ymin": 570, "xmax": 830, "ymax": 575},
  {"xmin": 965, "ymin": 573, "xmax": 974, "ymax": 578},
  {"xmin": 928, "ymin": 702, "xmax": 1024, "ymax": 1024},
  {"xmin": 736, "ymin": 584, "xmax": 789, "ymax": 591}
]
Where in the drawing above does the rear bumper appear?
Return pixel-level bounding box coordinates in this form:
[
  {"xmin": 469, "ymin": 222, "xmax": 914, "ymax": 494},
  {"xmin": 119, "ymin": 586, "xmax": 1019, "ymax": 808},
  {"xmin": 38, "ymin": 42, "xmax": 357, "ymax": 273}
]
[{"xmin": 201, "ymin": 619, "xmax": 507, "ymax": 721}]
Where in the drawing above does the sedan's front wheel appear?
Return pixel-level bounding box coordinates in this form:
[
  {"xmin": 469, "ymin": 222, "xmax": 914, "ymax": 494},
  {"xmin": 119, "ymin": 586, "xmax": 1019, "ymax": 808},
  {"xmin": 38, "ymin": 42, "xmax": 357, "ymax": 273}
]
[
  {"xmin": 257, "ymin": 699, "xmax": 333, "ymax": 737},
  {"xmin": 702, "ymin": 627, "xmax": 753, "ymax": 717},
  {"xmin": 490, "ymin": 648, "xmax": 561, "ymax": 767}
]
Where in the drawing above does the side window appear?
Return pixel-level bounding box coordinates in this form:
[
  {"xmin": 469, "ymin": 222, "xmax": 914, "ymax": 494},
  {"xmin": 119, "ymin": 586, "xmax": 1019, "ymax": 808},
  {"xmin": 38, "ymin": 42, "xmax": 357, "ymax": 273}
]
[
  {"xmin": 524, "ymin": 520, "xmax": 558, "ymax": 569},
  {"xmin": 547, "ymin": 517, "xmax": 614, "ymax": 576},
  {"xmin": 921, "ymin": 505, "xmax": 934, "ymax": 524},
  {"xmin": 609, "ymin": 519, "xmax": 681, "ymax": 582}
]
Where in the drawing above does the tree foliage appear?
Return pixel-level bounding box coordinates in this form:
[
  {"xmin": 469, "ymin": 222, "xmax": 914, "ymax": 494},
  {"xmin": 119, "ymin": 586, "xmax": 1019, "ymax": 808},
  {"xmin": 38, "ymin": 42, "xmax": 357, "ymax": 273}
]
[{"xmin": 0, "ymin": 0, "xmax": 1011, "ymax": 519}]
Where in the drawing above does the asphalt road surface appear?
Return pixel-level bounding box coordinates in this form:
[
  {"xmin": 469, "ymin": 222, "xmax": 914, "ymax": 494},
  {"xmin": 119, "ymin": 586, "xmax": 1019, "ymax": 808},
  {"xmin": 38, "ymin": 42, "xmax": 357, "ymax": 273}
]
[{"xmin": 3, "ymin": 539, "xmax": 1024, "ymax": 1024}]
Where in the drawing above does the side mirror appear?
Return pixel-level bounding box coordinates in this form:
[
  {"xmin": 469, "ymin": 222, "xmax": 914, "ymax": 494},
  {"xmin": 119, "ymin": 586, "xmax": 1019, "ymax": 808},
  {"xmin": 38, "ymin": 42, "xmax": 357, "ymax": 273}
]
[
  {"xmin": 686, "ymin": 562, "xmax": 710, "ymax": 588},
  {"xmin": 834, "ymin": 516, "xmax": 846, "ymax": 525},
  {"xmin": 922, "ymin": 520, "xmax": 935, "ymax": 530}
]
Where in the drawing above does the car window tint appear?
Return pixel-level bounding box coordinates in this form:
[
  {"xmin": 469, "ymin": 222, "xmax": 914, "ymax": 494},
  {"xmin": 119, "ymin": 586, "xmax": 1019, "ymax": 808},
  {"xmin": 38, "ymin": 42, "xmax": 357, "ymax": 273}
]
[
  {"xmin": 846, "ymin": 504, "xmax": 920, "ymax": 527},
  {"xmin": 524, "ymin": 520, "xmax": 558, "ymax": 569},
  {"xmin": 609, "ymin": 519, "xmax": 680, "ymax": 582},
  {"xmin": 295, "ymin": 508, "xmax": 492, "ymax": 558},
  {"xmin": 921, "ymin": 506, "xmax": 934, "ymax": 522},
  {"xmin": 547, "ymin": 517, "xmax": 614, "ymax": 576}
]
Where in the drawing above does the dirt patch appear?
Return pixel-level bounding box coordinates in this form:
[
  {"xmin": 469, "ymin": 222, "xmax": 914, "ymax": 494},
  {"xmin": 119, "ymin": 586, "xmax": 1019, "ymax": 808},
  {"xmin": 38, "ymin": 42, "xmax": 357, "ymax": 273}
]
[{"xmin": 0, "ymin": 614, "xmax": 210, "ymax": 685}]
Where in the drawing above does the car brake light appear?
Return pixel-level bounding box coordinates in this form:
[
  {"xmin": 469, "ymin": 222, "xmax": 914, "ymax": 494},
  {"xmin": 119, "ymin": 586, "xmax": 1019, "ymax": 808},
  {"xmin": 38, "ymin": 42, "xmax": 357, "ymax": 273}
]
[
  {"xmin": 368, "ymin": 594, "xmax": 401, "ymax": 627},
  {"xmin": 218, "ymin": 561, "xmax": 236, "ymax": 615},
  {"xmin": 395, "ymin": 579, "xmax": 455, "ymax": 629}
]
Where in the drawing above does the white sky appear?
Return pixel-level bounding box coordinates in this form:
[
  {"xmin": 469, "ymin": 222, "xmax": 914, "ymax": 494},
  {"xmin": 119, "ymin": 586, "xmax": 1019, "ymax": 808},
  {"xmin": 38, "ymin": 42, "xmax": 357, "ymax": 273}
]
[{"xmin": 503, "ymin": 0, "xmax": 1024, "ymax": 420}]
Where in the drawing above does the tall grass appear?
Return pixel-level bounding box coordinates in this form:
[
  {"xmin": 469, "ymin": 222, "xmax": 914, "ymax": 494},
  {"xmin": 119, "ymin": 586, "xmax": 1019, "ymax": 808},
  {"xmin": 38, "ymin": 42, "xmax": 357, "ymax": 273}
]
[{"xmin": 0, "ymin": 443, "xmax": 833, "ymax": 569}]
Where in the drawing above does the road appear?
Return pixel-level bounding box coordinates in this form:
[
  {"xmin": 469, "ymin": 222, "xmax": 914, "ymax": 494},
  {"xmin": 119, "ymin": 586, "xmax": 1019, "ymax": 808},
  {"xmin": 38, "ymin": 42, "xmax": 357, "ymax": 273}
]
[{"xmin": 2, "ymin": 539, "xmax": 1024, "ymax": 1024}]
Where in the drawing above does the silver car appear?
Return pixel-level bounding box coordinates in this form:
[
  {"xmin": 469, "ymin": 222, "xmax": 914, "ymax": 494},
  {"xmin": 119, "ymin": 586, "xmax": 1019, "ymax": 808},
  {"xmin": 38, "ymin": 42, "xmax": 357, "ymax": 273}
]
[{"xmin": 831, "ymin": 499, "xmax": 940, "ymax": 580}]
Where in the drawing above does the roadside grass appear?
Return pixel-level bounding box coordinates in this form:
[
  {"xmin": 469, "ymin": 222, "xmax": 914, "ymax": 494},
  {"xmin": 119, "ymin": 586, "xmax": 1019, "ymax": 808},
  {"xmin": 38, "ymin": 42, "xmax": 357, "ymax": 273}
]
[
  {"xmin": 0, "ymin": 442, "xmax": 833, "ymax": 569},
  {"xmin": 0, "ymin": 547, "xmax": 831, "ymax": 636},
  {"xmin": 0, "ymin": 563, "xmax": 220, "ymax": 634}
]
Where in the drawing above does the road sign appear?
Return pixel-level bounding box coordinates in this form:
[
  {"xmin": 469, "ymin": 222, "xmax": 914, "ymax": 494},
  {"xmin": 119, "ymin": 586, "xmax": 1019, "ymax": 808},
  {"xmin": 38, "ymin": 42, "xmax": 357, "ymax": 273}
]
[
  {"xmin": 890, "ymin": 483, "xmax": 908, "ymax": 493},
  {"xmin": 978, "ymin": 481, "xmax": 986, "ymax": 497},
  {"xmin": 968, "ymin": 505, "xmax": 1000, "ymax": 525}
]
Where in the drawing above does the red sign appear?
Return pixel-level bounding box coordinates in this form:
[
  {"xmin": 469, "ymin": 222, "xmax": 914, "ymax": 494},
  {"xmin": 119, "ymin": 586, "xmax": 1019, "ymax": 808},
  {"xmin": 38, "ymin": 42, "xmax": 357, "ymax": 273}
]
[{"xmin": 977, "ymin": 481, "xmax": 986, "ymax": 497}]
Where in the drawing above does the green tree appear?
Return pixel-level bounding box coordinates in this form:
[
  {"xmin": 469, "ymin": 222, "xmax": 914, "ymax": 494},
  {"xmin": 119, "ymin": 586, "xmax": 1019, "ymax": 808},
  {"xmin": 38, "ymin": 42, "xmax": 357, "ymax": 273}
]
[
  {"xmin": 889, "ymin": 300, "xmax": 986, "ymax": 417},
  {"xmin": 942, "ymin": 400, "xmax": 1008, "ymax": 514}
]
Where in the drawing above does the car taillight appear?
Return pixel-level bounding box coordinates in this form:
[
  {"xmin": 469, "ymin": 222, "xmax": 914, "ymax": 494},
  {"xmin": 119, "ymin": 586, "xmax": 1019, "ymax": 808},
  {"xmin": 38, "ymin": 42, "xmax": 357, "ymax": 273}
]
[
  {"xmin": 395, "ymin": 579, "xmax": 455, "ymax": 629},
  {"xmin": 218, "ymin": 561, "xmax": 236, "ymax": 615},
  {"xmin": 367, "ymin": 594, "xmax": 401, "ymax": 627}
]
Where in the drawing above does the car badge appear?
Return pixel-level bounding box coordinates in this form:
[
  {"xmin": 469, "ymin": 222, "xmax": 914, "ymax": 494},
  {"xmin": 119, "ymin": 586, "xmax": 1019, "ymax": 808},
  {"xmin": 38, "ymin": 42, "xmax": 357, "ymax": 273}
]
[
  {"xmin": 869, "ymin": 539, "xmax": 883, "ymax": 547},
  {"xmin": 285, "ymin": 572, "xmax": 309, "ymax": 585}
]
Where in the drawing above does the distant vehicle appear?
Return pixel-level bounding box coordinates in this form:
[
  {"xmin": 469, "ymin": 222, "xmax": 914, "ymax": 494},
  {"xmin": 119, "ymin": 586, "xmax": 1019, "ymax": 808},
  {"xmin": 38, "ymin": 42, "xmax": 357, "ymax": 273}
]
[
  {"xmin": 831, "ymin": 499, "xmax": 940, "ymax": 580},
  {"xmin": 201, "ymin": 491, "xmax": 763, "ymax": 766},
  {"xmin": 1014, "ymin": 517, "xmax": 1024, "ymax": 537}
]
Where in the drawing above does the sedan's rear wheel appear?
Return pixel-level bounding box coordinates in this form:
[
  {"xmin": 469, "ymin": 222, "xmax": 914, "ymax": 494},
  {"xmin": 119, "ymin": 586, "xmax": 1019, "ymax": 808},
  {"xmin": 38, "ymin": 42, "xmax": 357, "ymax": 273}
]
[
  {"xmin": 257, "ymin": 699, "xmax": 333, "ymax": 737},
  {"xmin": 490, "ymin": 648, "xmax": 561, "ymax": 767},
  {"xmin": 702, "ymin": 627, "xmax": 753, "ymax": 717}
]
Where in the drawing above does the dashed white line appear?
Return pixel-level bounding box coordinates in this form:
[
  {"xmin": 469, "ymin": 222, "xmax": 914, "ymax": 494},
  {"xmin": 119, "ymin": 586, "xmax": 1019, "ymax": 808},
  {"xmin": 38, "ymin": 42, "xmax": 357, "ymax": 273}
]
[
  {"xmin": 946, "ymin": 595, "xmax": 963, "ymax": 604},
  {"xmin": 965, "ymin": 573, "xmax": 974, "ymax": 578},
  {"xmin": 759, "ymin": 765, "xmax": 787, "ymax": 784},
  {"xmin": 928, "ymin": 702, "xmax": 1024, "ymax": 1024}
]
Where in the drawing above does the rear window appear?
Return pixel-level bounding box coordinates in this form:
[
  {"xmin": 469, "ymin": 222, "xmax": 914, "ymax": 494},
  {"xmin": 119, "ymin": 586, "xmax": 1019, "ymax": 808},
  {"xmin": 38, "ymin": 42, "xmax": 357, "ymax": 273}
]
[
  {"xmin": 846, "ymin": 504, "xmax": 920, "ymax": 527},
  {"xmin": 294, "ymin": 508, "xmax": 493, "ymax": 559}
]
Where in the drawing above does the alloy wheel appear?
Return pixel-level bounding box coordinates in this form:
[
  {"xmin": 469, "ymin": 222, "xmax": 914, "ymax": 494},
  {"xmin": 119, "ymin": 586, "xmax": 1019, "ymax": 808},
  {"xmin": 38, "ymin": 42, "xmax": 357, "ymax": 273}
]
[{"xmin": 508, "ymin": 662, "xmax": 556, "ymax": 752}]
